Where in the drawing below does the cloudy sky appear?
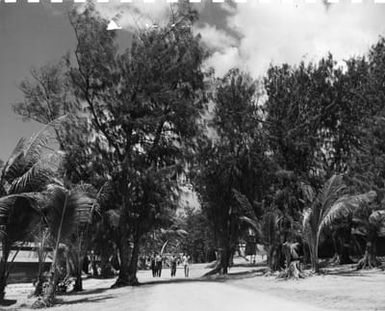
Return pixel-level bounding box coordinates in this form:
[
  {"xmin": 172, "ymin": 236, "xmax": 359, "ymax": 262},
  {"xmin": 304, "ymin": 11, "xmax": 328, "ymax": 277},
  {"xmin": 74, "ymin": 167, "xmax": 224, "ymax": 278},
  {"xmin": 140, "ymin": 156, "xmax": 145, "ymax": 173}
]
[{"xmin": 1, "ymin": 0, "xmax": 385, "ymax": 161}]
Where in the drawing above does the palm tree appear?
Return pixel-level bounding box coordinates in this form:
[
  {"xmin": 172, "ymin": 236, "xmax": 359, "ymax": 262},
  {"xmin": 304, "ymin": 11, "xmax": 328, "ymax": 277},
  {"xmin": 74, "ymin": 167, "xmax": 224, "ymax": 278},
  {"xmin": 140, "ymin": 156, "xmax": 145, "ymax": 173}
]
[
  {"xmin": 67, "ymin": 183, "xmax": 100, "ymax": 292},
  {"xmin": 302, "ymin": 175, "xmax": 347, "ymax": 272},
  {"xmin": 321, "ymin": 190, "xmax": 378, "ymax": 269},
  {"xmin": 0, "ymin": 195, "xmax": 42, "ymax": 301},
  {"xmin": 31, "ymin": 224, "xmax": 50, "ymax": 296},
  {"xmin": 262, "ymin": 209, "xmax": 299, "ymax": 271},
  {"xmin": 0, "ymin": 119, "xmax": 64, "ymax": 303},
  {"xmin": 32, "ymin": 184, "xmax": 99, "ymax": 308}
]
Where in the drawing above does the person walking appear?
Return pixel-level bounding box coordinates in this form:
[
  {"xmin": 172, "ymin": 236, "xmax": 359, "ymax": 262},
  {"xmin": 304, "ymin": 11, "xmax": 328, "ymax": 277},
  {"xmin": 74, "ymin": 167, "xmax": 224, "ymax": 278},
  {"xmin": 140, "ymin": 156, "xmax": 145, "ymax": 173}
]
[
  {"xmin": 155, "ymin": 253, "xmax": 163, "ymax": 277},
  {"xmin": 182, "ymin": 253, "xmax": 190, "ymax": 277},
  {"xmin": 151, "ymin": 253, "xmax": 157, "ymax": 277},
  {"xmin": 170, "ymin": 254, "xmax": 177, "ymax": 277}
]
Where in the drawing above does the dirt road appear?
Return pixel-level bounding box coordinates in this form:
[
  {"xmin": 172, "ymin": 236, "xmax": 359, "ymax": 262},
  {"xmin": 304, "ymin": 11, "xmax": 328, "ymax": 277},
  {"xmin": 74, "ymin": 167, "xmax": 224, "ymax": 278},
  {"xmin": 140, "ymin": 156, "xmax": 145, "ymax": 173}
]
[{"xmin": 4, "ymin": 265, "xmax": 332, "ymax": 311}]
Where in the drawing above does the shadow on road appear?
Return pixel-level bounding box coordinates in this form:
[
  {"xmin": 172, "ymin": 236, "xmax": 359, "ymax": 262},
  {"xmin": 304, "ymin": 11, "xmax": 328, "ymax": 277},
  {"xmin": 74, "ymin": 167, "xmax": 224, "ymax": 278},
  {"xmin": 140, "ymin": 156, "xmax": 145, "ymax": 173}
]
[
  {"xmin": 68, "ymin": 287, "xmax": 112, "ymax": 296},
  {"xmin": 0, "ymin": 299, "xmax": 17, "ymax": 306},
  {"xmin": 55, "ymin": 295, "xmax": 114, "ymax": 306},
  {"xmin": 141, "ymin": 268, "xmax": 266, "ymax": 286}
]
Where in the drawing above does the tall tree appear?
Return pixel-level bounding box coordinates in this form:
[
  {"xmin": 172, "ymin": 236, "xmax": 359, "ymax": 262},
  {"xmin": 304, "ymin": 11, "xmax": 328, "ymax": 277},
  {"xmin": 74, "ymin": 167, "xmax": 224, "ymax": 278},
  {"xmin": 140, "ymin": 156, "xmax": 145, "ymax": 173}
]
[
  {"xmin": 68, "ymin": 2, "xmax": 207, "ymax": 286},
  {"xmin": 12, "ymin": 60, "xmax": 97, "ymax": 185},
  {"xmin": 196, "ymin": 69, "xmax": 270, "ymax": 274}
]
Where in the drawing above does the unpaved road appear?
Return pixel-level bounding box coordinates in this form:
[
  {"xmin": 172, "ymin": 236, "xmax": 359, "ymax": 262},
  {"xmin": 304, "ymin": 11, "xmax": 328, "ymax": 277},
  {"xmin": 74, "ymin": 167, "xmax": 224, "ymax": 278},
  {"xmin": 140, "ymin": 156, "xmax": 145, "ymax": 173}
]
[
  {"xmin": 4, "ymin": 265, "xmax": 332, "ymax": 311},
  {"xmin": 130, "ymin": 281, "xmax": 329, "ymax": 311},
  {"xmin": 27, "ymin": 280, "xmax": 329, "ymax": 311}
]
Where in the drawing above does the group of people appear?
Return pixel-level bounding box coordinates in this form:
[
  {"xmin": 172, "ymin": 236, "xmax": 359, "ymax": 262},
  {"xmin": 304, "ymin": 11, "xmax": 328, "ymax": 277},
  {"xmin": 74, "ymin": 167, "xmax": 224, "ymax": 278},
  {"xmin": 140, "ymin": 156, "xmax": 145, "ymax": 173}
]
[
  {"xmin": 150, "ymin": 253, "xmax": 191, "ymax": 278},
  {"xmin": 151, "ymin": 253, "xmax": 164, "ymax": 277}
]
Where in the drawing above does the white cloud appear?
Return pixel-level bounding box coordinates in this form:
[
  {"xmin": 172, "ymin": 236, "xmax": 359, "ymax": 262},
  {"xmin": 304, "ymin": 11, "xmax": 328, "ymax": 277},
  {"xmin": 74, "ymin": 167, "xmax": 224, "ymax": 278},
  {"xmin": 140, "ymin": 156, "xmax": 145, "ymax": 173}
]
[
  {"xmin": 93, "ymin": 0, "xmax": 171, "ymax": 30},
  {"xmin": 91, "ymin": 1, "xmax": 385, "ymax": 79},
  {"xmin": 204, "ymin": 47, "xmax": 242, "ymax": 77},
  {"xmin": 194, "ymin": 24, "xmax": 238, "ymax": 52},
  {"xmin": 202, "ymin": 2, "xmax": 385, "ymax": 78}
]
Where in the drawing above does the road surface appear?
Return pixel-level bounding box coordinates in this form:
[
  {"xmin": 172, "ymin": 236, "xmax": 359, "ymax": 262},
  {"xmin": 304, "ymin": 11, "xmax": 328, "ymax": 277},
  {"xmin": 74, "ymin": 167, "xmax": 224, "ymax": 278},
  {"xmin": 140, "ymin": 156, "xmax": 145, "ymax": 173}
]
[{"xmin": 8, "ymin": 265, "xmax": 332, "ymax": 311}]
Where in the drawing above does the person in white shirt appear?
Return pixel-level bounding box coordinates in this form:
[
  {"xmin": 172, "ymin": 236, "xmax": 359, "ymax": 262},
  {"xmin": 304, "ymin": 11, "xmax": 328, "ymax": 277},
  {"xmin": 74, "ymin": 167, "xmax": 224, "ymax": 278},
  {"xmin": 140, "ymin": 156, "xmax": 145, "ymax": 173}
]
[{"xmin": 182, "ymin": 253, "xmax": 190, "ymax": 277}]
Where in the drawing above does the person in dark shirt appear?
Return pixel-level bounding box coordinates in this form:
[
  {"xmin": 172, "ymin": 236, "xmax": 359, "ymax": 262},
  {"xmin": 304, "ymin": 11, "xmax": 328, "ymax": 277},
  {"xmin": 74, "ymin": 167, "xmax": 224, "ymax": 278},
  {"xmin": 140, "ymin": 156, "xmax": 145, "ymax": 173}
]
[
  {"xmin": 151, "ymin": 253, "xmax": 157, "ymax": 277},
  {"xmin": 170, "ymin": 254, "xmax": 177, "ymax": 277},
  {"xmin": 155, "ymin": 253, "xmax": 163, "ymax": 277}
]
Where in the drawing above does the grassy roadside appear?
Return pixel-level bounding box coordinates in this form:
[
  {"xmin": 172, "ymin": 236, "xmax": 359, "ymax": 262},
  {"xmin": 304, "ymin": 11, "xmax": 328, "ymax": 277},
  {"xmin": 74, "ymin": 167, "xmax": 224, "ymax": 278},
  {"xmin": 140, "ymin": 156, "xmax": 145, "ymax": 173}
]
[{"xmin": 222, "ymin": 264, "xmax": 385, "ymax": 311}]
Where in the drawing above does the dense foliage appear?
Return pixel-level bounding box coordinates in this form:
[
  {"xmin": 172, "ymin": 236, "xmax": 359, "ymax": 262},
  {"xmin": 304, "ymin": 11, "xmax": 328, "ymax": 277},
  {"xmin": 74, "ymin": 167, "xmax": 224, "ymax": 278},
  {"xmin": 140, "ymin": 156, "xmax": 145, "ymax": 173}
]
[{"xmin": 4, "ymin": 2, "xmax": 385, "ymax": 307}]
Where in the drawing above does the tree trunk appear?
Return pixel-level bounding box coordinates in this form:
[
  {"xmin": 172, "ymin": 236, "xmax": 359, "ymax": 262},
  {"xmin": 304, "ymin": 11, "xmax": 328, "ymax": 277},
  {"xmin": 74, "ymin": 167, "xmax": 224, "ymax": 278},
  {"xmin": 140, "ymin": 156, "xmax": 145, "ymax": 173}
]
[
  {"xmin": 33, "ymin": 258, "xmax": 45, "ymax": 297},
  {"xmin": 277, "ymin": 260, "xmax": 307, "ymax": 279},
  {"xmin": 219, "ymin": 247, "xmax": 230, "ymax": 274},
  {"xmin": 73, "ymin": 258, "xmax": 83, "ymax": 292},
  {"xmin": 357, "ymin": 240, "xmax": 380, "ymax": 270},
  {"xmin": 310, "ymin": 237, "xmax": 319, "ymax": 273},
  {"xmin": 0, "ymin": 259, "xmax": 8, "ymax": 303},
  {"xmin": 268, "ymin": 243, "xmax": 284, "ymax": 271},
  {"xmin": 112, "ymin": 225, "xmax": 131, "ymax": 288},
  {"xmin": 33, "ymin": 275, "xmax": 44, "ymax": 297},
  {"xmin": 126, "ymin": 237, "xmax": 140, "ymax": 286},
  {"xmin": 33, "ymin": 249, "xmax": 47, "ymax": 297},
  {"xmin": 32, "ymin": 191, "xmax": 68, "ymax": 308},
  {"xmin": 282, "ymin": 242, "xmax": 292, "ymax": 268},
  {"xmin": 0, "ymin": 239, "xmax": 10, "ymax": 303},
  {"xmin": 32, "ymin": 265, "xmax": 61, "ymax": 309},
  {"xmin": 203, "ymin": 246, "xmax": 232, "ymax": 276},
  {"xmin": 73, "ymin": 272, "xmax": 82, "ymax": 292}
]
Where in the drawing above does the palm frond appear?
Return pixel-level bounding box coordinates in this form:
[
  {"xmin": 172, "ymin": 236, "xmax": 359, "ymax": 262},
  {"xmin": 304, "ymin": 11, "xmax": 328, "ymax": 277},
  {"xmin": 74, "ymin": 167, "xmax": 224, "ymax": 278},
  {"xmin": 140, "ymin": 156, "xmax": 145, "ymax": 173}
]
[
  {"xmin": 22, "ymin": 115, "xmax": 67, "ymax": 165},
  {"xmin": 320, "ymin": 190, "xmax": 377, "ymax": 231},
  {"xmin": 8, "ymin": 163, "xmax": 56, "ymax": 194},
  {"xmin": 43, "ymin": 185, "xmax": 99, "ymax": 243},
  {"xmin": 0, "ymin": 193, "xmax": 42, "ymax": 242},
  {"xmin": 0, "ymin": 193, "xmax": 41, "ymax": 217},
  {"xmin": 1, "ymin": 116, "xmax": 66, "ymax": 184},
  {"xmin": 1, "ymin": 138, "xmax": 27, "ymax": 183},
  {"xmin": 317, "ymin": 175, "xmax": 346, "ymax": 213}
]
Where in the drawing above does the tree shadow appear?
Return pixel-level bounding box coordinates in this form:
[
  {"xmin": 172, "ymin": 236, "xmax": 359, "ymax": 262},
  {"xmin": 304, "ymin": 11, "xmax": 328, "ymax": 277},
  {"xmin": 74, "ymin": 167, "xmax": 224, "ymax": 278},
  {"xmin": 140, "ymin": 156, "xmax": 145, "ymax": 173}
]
[
  {"xmin": 55, "ymin": 295, "xmax": 114, "ymax": 306},
  {"xmin": 68, "ymin": 287, "xmax": 111, "ymax": 296},
  {"xmin": 0, "ymin": 299, "xmax": 17, "ymax": 306},
  {"xmin": 141, "ymin": 268, "xmax": 264, "ymax": 286},
  {"xmin": 231, "ymin": 261, "xmax": 268, "ymax": 268},
  {"xmin": 321, "ymin": 265, "xmax": 367, "ymax": 276}
]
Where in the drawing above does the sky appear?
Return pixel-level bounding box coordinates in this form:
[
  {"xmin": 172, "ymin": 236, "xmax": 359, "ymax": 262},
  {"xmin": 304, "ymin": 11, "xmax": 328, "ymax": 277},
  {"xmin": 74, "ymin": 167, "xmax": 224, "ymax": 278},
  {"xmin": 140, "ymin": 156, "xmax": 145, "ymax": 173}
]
[{"xmin": 1, "ymin": 0, "xmax": 385, "ymax": 161}]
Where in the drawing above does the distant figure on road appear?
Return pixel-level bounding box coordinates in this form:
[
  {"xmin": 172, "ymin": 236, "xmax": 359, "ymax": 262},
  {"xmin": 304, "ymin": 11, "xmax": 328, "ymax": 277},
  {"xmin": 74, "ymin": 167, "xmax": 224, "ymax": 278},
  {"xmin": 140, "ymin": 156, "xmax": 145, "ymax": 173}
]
[
  {"xmin": 151, "ymin": 253, "xmax": 157, "ymax": 277},
  {"xmin": 182, "ymin": 253, "xmax": 190, "ymax": 277},
  {"xmin": 155, "ymin": 253, "xmax": 163, "ymax": 277},
  {"xmin": 170, "ymin": 254, "xmax": 177, "ymax": 277},
  {"xmin": 82, "ymin": 255, "xmax": 90, "ymax": 274}
]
